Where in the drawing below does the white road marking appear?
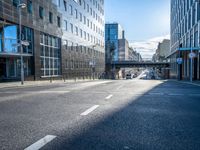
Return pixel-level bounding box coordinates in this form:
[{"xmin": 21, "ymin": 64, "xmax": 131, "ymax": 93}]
[
  {"xmin": 148, "ymin": 92, "xmax": 164, "ymax": 95},
  {"xmin": 38, "ymin": 91, "xmax": 69, "ymax": 94},
  {"xmin": 116, "ymin": 85, "xmax": 123, "ymax": 90},
  {"xmin": 24, "ymin": 135, "xmax": 56, "ymax": 150},
  {"xmin": 105, "ymin": 94, "xmax": 113, "ymax": 100},
  {"xmin": 168, "ymin": 93, "xmax": 184, "ymax": 96},
  {"xmin": 81, "ymin": 105, "xmax": 99, "ymax": 116}
]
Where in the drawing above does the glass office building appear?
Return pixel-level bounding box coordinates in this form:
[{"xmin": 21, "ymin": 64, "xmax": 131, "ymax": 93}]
[
  {"xmin": 105, "ymin": 23, "xmax": 123, "ymax": 64},
  {"xmin": 0, "ymin": 0, "xmax": 105, "ymax": 81},
  {"xmin": 170, "ymin": 0, "xmax": 200, "ymax": 80}
]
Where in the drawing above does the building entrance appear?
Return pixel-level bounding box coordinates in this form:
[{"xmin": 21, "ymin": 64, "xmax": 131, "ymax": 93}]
[{"xmin": 0, "ymin": 58, "xmax": 6, "ymax": 79}]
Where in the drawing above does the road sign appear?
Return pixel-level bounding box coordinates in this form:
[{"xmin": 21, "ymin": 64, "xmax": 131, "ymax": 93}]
[
  {"xmin": 178, "ymin": 47, "xmax": 200, "ymax": 51},
  {"xmin": 21, "ymin": 41, "xmax": 30, "ymax": 46},
  {"xmin": 176, "ymin": 58, "xmax": 183, "ymax": 64},
  {"xmin": 189, "ymin": 52, "xmax": 196, "ymax": 58}
]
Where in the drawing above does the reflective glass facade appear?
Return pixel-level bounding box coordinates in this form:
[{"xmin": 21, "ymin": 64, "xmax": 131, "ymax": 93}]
[
  {"xmin": 170, "ymin": 0, "xmax": 200, "ymax": 80},
  {"xmin": 0, "ymin": 24, "xmax": 33, "ymax": 54},
  {"xmin": 0, "ymin": 0, "xmax": 105, "ymax": 81},
  {"xmin": 105, "ymin": 23, "xmax": 123, "ymax": 63}
]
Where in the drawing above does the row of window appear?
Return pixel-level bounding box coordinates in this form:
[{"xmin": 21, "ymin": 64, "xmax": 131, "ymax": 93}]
[
  {"xmin": 12, "ymin": 0, "xmax": 104, "ymax": 47},
  {"xmin": 68, "ymin": 2, "xmax": 104, "ymax": 25},
  {"xmin": 65, "ymin": 59, "xmax": 93, "ymax": 69},
  {"xmin": 63, "ymin": 0, "xmax": 104, "ymax": 15},
  {"xmin": 63, "ymin": 21, "xmax": 104, "ymax": 46},
  {"xmin": 62, "ymin": 40, "xmax": 104, "ymax": 56},
  {"xmin": 64, "ymin": 59, "xmax": 103, "ymax": 70},
  {"xmin": 19, "ymin": 1, "xmax": 104, "ymax": 40},
  {"xmin": 171, "ymin": 0, "xmax": 200, "ymax": 46}
]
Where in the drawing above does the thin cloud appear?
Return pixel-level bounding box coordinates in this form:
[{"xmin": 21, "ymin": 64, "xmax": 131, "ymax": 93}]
[{"xmin": 130, "ymin": 35, "xmax": 170, "ymax": 60}]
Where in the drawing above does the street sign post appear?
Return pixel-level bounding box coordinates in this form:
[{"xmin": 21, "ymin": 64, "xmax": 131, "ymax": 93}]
[
  {"xmin": 177, "ymin": 47, "xmax": 200, "ymax": 82},
  {"xmin": 177, "ymin": 47, "xmax": 200, "ymax": 51},
  {"xmin": 188, "ymin": 52, "xmax": 196, "ymax": 58},
  {"xmin": 176, "ymin": 58, "xmax": 183, "ymax": 64}
]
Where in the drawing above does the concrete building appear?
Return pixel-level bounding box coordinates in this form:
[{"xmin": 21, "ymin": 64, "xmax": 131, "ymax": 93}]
[
  {"xmin": 0, "ymin": 0, "xmax": 105, "ymax": 82},
  {"xmin": 118, "ymin": 38, "xmax": 129, "ymax": 61},
  {"xmin": 128, "ymin": 47, "xmax": 142, "ymax": 62},
  {"xmin": 170, "ymin": 0, "xmax": 200, "ymax": 80},
  {"xmin": 153, "ymin": 39, "xmax": 170, "ymax": 62}
]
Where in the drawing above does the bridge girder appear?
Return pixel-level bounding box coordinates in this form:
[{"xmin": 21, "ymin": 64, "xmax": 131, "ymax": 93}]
[{"xmin": 110, "ymin": 61, "xmax": 170, "ymax": 68}]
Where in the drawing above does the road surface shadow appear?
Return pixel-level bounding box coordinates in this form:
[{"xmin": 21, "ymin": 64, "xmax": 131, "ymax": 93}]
[{"xmin": 43, "ymin": 80, "xmax": 200, "ymax": 150}]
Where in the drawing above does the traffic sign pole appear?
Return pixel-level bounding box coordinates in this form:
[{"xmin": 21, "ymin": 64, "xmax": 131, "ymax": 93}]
[{"xmin": 190, "ymin": 47, "xmax": 193, "ymax": 82}]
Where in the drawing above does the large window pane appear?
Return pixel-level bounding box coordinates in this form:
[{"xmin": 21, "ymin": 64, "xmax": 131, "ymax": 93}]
[
  {"xmin": 0, "ymin": 30, "xmax": 2, "ymax": 52},
  {"xmin": 4, "ymin": 25, "xmax": 18, "ymax": 53}
]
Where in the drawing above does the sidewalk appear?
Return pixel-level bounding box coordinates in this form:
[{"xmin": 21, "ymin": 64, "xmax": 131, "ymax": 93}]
[
  {"xmin": 0, "ymin": 79, "xmax": 96, "ymax": 89},
  {"xmin": 169, "ymin": 79, "xmax": 200, "ymax": 87}
]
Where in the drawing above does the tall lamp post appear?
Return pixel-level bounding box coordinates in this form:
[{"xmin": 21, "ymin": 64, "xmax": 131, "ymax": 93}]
[
  {"xmin": 92, "ymin": 45, "xmax": 97, "ymax": 80},
  {"xmin": 18, "ymin": 2, "xmax": 26, "ymax": 85}
]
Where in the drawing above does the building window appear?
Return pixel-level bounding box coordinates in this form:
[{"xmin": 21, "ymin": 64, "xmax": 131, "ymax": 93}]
[
  {"xmin": 57, "ymin": 16, "xmax": 61, "ymax": 27},
  {"xmin": 1, "ymin": 24, "xmax": 33, "ymax": 54},
  {"xmin": 27, "ymin": 0, "xmax": 33, "ymax": 14},
  {"xmin": 75, "ymin": 26, "xmax": 78, "ymax": 36},
  {"xmin": 83, "ymin": 0, "xmax": 86, "ymax": 9},
  {"xmin": 87, "ymin": 4, "xmax": 89, "ymax": 12},
  {"xmin": 84, "ymin": 16, "xmax": 86, "ymax": 24},
  {"xmin": 90, "ymin": 8, "xmax": 92, "ymax": 15},
  {"xmin": 39, "ymin": 6, "xmax": 44, "ymax": 19},
  {"xmin": 79, "ymin": 13, "xmax": 82, "ymax": 22},
  {"xmin": 64, "ymin": 20, "xmax": 67, "ymax": 31},
  {"xmin": 87, "ymin": 19, "xmax": 89, "ymax": 27},
  {"xmin": 63, "ymin": 0, "xmax": 67, "ymax": 11},
  {"xmin": 13, "ymin": 0, "xmax": 18, "ymax": 7},
  {"xmin": 70, "ymin": 5, "xmax": 73, "ymax": 15},
  {"xmin": 70, "ymin": 23, "xmax": 73, "ymax": 33},
  {"xmin": 80, "ymin": 29, "xmax": 83, "ymax": 38},
  {"xmin": 49, "ymin": 12, "xmax": 53, "ymax": 23},
  {"xmin": 40, "ymin": 33, "xmax": 61, "ymax": 77},
  {"xmin": 57, "ymin": 0, "xmax": 60, "ymax": 6},
  {"xmin": 84, "ymin": 31, "xmax": 86, "ymax": 40},
  {"xmin": 75, "ymin": 9, "xmax": 78, "ymax": 19},
  {"xmin": 79, "ymin": 0, "xmax": 82, "ymax": 5}
]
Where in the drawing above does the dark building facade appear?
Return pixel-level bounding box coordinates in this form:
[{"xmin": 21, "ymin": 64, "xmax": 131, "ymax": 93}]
[
  {"xmin": 170, "ymin": 0, "xmax": 200, "ymax": 80},
  {"xmin": 0, "ymin": 0, "xmax": 105, "ymax": 81}
]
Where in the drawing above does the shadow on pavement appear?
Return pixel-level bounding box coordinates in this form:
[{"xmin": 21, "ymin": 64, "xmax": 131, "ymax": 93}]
[{"xmin": 43, "ymin": 80, "xmax": 200, "ymax": 150}]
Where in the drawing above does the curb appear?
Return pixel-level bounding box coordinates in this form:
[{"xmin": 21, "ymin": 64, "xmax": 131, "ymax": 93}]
[
  {"xmin": 171, "ymin": 80, "xmax": 200, "ymax": 87},
  {"xmin": 0, "ymin": 79, "xmax": 100, "ymax": 89}
]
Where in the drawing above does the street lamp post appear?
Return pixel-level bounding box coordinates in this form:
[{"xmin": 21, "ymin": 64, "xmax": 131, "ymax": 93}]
[
  {"xmin": 18, "ymin": 2, "xmax": 26, "ymax": 85},
  {"xmin": 190, "ymin": 47, "xmax": 193, "ymax": 82},
  {"xmin": 92, "ymin": 45, "xmax": 97, "ymax": 80}
]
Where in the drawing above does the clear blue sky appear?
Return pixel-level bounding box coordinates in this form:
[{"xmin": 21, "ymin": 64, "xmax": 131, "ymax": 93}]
[{"xmin": 105, "ymin": 0, "xmax": 170, "ymax": 42}]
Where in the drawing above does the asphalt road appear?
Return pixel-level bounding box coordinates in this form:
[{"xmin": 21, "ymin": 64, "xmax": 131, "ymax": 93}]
[{"xmin": 0, "ymin": 79, "xmax": 200, "ymax": 150}]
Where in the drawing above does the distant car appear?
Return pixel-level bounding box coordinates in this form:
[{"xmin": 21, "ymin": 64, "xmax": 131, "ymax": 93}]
[
  {"xmin": 132, "ymin": 73, "xmax": 137, "ymax": 78},
  {"xmin": 126, "ymin": 74, "xmax": 132, "ymax": 79}
]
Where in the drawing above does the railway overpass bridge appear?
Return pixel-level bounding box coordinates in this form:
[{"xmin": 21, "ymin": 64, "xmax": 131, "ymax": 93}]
[{"xmin": 110, "ymin": 61, "xmax": 170, "ymax": 68}]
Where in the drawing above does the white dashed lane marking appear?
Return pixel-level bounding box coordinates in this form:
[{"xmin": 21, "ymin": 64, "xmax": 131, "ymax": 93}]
[
  {"xmin": 105, "ymin": 94, "xmax": 113, "ymax": 100},
  {"xmin": 81, "ymin": 105, "xmax": 99, "ymax": 116},
  {"xmin": 24, "ymin": 135, "xmax": 56, "ymax": 150}
]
